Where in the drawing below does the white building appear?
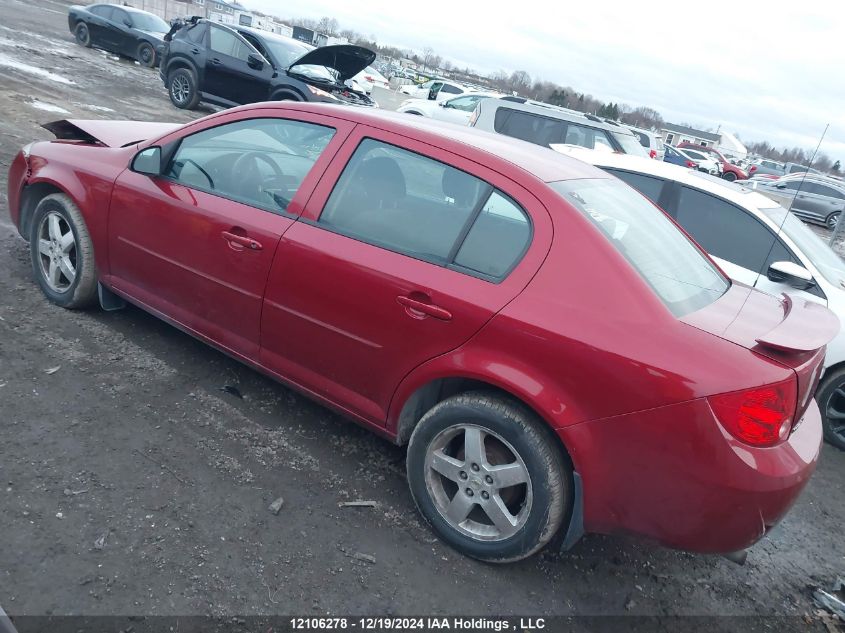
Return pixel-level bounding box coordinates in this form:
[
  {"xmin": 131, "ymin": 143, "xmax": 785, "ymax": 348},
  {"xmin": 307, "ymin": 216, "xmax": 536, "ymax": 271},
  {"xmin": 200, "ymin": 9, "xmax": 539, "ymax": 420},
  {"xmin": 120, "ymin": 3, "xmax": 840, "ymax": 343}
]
[{"xmin": 715, "ymin": 130, "xmax": 748, "ymax": 161}]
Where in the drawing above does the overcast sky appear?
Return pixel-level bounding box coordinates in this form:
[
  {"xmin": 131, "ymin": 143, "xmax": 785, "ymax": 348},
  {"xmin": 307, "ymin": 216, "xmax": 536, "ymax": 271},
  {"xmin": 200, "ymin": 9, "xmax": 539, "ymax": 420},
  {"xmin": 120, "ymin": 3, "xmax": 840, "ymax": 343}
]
[{"xmin": 249, "ymin": 0, "xmax": 845, "ymax": 160}]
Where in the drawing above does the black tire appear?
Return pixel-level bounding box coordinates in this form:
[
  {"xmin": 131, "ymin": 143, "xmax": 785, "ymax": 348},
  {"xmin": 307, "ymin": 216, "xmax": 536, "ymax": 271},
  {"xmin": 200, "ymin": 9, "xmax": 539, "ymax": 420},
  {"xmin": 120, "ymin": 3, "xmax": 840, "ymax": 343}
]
[
  {"xmin": 137, "ymin": 41, "xmax": 156, "ymax": 68},
  {"xmin": 75, "ymin": 22, "xmax": 91, "ymax": 47},
  {"xmin": 270, "ymin": 91, "xmax": 302, "ymax": 102},
  {"xmin": 407, "ymin": 392, "xmax": 571, "ymax": 563},
  {"xmin": 816, "ymin": 368, "xmax": 845, "ymax": 450},
  {"xmin": 168, "ymin": 67, "xmax": 200, "ymax": 110},
  {"xmin": 28, "ymin": 193, "xmax": 98, "ymax": 310},
  {"xmin": 722, "ymin": 171, "xmax": 737, "ymax": 182}
]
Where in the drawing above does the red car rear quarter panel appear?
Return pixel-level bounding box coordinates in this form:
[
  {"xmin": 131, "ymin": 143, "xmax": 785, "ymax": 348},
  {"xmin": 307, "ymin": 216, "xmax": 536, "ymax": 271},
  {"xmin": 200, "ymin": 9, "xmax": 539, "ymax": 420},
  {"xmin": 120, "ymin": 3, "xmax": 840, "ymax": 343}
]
[
  {"xmin": 20, "ymin": 142, "xmax": 133, "ymax": 274},
  {"xmin": 560, "ymin": 397, "xmax": 821, "ymax": 552}
]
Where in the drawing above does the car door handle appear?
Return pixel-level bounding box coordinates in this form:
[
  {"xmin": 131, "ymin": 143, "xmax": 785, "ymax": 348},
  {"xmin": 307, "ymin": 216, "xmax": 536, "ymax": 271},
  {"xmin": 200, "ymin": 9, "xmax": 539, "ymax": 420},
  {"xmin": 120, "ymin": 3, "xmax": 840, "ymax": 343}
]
[
  {"xmin": 210, "ymin": 57, "xmax": 222, "ymax": 65},
  {"xmin": 222, "ymin": 231, "xmax": 262, "ymax": 251},
  {"xmin": 397, "ymin": 295, "xmax": 452, "ymax": 321},
  {"xmin": 190, "ymin": 47, "xmax": 200, "ymax": 54}
]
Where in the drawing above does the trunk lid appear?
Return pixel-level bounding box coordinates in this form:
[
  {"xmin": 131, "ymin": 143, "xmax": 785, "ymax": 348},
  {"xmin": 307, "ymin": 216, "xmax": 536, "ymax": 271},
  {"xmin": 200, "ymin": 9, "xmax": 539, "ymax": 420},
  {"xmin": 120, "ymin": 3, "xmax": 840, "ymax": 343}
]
[
  {"xmin": 683, "ymin": 282, "xmax": 839, "ymax": 421},
  {"xmin": 43, "ymin": 119, "xmax": 181, "ymax": 148},
  {"xmin": 288, "ymin": 45, "xmax": 376, "ymax": 82}
]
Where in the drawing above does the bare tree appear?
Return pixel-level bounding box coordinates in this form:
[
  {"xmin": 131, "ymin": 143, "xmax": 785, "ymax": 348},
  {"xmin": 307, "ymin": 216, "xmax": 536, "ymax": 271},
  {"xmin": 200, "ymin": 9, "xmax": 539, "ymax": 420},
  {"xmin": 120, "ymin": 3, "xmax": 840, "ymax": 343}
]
[
  {"xmin": 508, "ymin": 70, "xmax": 531, "ymax": 94},
  {"xmin": 422, "ymin": 47, "xmax": 436, "ymax": 72},
  {"xmin": 316, "ymin": 16, "xmax": 338, "ymax": 35}
]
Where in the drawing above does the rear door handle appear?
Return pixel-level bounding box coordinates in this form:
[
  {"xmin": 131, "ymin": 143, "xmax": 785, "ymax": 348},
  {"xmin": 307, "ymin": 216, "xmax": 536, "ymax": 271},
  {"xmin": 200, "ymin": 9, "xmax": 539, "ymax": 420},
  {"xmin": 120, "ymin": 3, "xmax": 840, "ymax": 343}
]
[
  {"xmin": 211, "ymin": 57, "xmax": 222, "ymax": 65},
  {"xmin": 397, "ymin": 295, "xmax": 452, "ymax": 321},
  {"xmin": 191, "ymin": 47, "xmax": 200, "ymax": 54},
  {"xmin": 222, "ymin": 231, "xmax": 262, "ymax": 251}
]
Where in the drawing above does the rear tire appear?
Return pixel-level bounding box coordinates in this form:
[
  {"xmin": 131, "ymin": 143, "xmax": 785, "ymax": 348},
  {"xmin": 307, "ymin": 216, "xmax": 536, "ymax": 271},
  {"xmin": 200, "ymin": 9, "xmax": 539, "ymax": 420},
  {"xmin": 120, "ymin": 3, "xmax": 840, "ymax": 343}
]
[
  {"xmin": 75, "ymin": 22, "xmax": 91, "ymax": 47},
  {"xmin": 826, "ymin": 212, "xmax": 840, "ymax": 230},
  {"xmin": 168, "ymin": 68, "xmax": 200, "ymax": 109},
  {"xmin": 722, "ymin": 171, "xmax": 737, "ymax": 182},
  {"xmin": 28, "ymin": 194, "xmax": 98, "ymax": 310},
  {"xmin": 137, "ymin": 41, "xmax": 156, "ymax": 68},
  {"xmin": 407, "ymin": 392, "xmax": 571, "ymax": 562},
  {"xmin": 817, "ymin": 368, "xmax": 845, "ymax": 451}
]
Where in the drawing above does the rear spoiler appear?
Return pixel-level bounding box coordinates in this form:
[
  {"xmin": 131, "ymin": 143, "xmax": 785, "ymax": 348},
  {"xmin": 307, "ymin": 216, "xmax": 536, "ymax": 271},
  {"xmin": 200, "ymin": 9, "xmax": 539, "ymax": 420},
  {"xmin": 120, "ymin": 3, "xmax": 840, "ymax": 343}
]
[{"xmin": 756, "ymin": 294, "xmax": 840, "ymax": 353}]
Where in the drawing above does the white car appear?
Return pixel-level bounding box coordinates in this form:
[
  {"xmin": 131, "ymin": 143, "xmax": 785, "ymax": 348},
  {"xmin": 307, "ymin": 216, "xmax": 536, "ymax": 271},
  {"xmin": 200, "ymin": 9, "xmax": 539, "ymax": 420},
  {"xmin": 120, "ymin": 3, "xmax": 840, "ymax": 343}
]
[
  {"xmin": 398, "ymin": 79, "xmax": 467, "ymax": 101},
  {"xmin": 349, "ymin": 66, "xmax": 390, "ymax": 95},
  {"xmin": 678, "ymin": 146, "xmax": 722, "ymax": 176},
  {"xmin": 397, "ymin": 92, "xmax": 500, "ymax": 125},
  {"xmin": 554, "ymin": 145, "xmax": 845, "ymax": 449}
]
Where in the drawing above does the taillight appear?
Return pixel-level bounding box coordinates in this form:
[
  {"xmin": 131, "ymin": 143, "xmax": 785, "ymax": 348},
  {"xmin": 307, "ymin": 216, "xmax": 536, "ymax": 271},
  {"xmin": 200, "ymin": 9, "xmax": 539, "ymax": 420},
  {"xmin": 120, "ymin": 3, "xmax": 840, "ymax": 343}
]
[
  {"xmin": 686, "ymin": 160, "xmax": 696, "ymax": 168},
  {"xmin": 708, "ymin": 378, "xmax": 797, "ymax": 447},
  {"xmin": 749, "ymin": 165, "xmax": 757, "ymax": 173},
  {"xmin": 649, "ymin": 149, "xmax": 657, "ymax": 159}
]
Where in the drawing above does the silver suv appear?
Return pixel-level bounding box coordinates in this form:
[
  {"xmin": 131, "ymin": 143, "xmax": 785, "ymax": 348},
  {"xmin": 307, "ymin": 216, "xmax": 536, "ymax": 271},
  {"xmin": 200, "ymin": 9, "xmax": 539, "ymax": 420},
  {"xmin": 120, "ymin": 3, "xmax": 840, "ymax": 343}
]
[{"xmin": 469, "ymin": 98, "xmax": 648, "ymax": 157}]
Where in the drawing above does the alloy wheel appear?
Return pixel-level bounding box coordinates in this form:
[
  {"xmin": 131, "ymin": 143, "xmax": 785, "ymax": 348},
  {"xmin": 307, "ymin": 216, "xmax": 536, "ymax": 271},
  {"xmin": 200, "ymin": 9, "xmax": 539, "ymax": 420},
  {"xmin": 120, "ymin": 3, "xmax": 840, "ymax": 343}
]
[
  {"xmin": 825, "ymin": 384, "xmax": 845, "ymax": 443},
  {"xmin": 37, "ymin": 212, "xmax": 77, "ymax": 293},
  {"xmin": 139, "ymin": 45, "xmax": 153, "ymax": 65},
  {"xmin": 424, "ymin": 424, "xmax": 532, "ymax": 541},
  {"xmin": 171, "ymin": 75, "xmax": 189, "ymax": 105},
  {"xmin": 828, "ymin": 213, "xmax": 840, "ymax": 230}
]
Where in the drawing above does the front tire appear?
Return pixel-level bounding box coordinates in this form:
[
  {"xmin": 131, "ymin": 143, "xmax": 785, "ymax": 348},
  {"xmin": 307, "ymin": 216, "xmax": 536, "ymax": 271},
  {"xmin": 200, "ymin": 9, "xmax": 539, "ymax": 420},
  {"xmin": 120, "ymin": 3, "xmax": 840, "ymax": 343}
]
[
  {"xmin": 826, "ymin": 212, "xmax": 840, "ymax": 230},
  {"xmin": 407, "ymin": 392, "xmax": 570, "ymax": 563},
  {"xmin": 817, "ymin": 368, "xmax": 845, "ymax": 450},
  {"xmin": 722, "ymin": 171, "xmax": 737, "ymax": 182},
  {"xmin": 168, "ymin": 68, "xmax": 200, "ymax": 109},
  {"xmin": 137, "ymin": 41, "xmax": 156, "ymax": 68},
  {"xmin": 75, "ymin": 22, "xmax": 91, "ymax": 47},
  {"xmin": 28, "ymin": 194, "xmax": 98, "ymax": 310}
]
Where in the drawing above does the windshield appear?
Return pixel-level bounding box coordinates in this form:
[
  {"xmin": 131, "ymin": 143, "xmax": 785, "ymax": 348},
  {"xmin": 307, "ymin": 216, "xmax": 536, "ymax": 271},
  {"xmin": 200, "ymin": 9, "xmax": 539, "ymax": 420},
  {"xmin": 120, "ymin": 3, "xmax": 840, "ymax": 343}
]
[
  {"xmin": 551, "ymin": 179, "xmax": 729, "ymax": 317},
  {"xmin": 613, "ymin": 132, "xmax": 649, "ymax": 157},
  {"xmin": 129, "ymin": 12, "xmax": 169, "ymax": 33},
  {"xmin": 762, "ymin": 206, "xmax": 845, "ymax": 287},
  {"xmin": 261, "ymin": 36, "xmax": 313, "ymax": 67}
]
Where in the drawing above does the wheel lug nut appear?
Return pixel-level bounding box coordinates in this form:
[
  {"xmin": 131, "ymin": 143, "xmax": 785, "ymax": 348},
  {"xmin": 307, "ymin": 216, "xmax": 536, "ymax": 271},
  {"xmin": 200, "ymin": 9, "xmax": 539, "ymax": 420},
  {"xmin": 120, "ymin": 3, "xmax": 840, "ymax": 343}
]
[
  {"xmin": 471, "ymin": 463, "xmax": 480, "ymax": 472},
  {"xmin": 481, "ymin": 491, "xmax": 489, "ymax": 500},
  {"xmin": 459, "ymin": 471, "xmax": 467, "ymax": 480},
  {"xmin": 485, "ymin": 475, "xmax": 493, "ymax": 484},
  {"xmin": 465, "ymin": 488, "xmax": 474, "ymax": 497}
]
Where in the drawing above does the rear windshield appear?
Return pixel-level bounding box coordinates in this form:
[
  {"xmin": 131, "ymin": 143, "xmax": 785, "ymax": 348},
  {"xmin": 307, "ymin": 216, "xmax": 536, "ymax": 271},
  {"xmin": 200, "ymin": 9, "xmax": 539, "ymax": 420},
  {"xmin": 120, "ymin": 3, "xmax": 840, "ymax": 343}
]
[{"xmin": 550, "ymin": 179, "xmax": 729, "ymax": 317}]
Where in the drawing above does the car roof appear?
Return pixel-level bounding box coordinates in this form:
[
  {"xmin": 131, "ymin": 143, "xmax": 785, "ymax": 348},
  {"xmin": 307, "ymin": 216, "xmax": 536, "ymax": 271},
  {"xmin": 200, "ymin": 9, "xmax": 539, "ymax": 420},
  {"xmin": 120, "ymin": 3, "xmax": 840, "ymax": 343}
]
[
  {"xmin": 478, "ymin": 99, "xmax": 638, "ymax": 136},
  {"xmin": 228, "ymin": 102, "xmax": 608, "ymax": 183},
  {"xmin": 96, "ymin": 3, "xmax": 156, "ymax": 15},
  {"xmin": 553, "ymin": 145, "xmax": 782, "ymax": 210}
]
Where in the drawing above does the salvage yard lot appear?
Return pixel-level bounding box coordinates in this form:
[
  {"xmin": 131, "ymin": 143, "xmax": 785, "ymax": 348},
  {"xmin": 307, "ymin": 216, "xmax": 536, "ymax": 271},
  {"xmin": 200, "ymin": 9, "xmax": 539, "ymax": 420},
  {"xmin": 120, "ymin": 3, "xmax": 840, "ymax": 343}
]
[{"xmin": 1, "ymin": 0, "xmax": 844, "ymax": 626}]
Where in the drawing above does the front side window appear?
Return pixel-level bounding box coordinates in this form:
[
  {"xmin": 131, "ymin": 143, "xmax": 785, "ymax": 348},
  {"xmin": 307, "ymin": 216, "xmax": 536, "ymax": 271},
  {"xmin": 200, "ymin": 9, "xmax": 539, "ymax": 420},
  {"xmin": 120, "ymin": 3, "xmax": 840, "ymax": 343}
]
[
  {"xmin": 129, "ymin": 11, "xmax": 169, "ymax": 32},
  {"xmin": 445, "ymin": 95, "xmax": 483, "ymax": 112},
  {"xmin": 564, "ymin": 124, "xmax": 614, "ymax": 151},
  {"xmin": 675, "ymin": 187, "xmax": 798, "ymax": 274},
  {"xmin": 604, "ymin": 168, "xmax": 665, "ymax": 204},
  {"xmin": 111, "ymin": 8, "xmax": 129, "ymax": 24},
  {"xmin": 209, "ymin": 26, "xmax": 253, "ymax": 61},
  {"xmin": 493, "ymin": 108, "xmax": 566, "ymax": 147},
  {"xmin": 441, "ymin": 84, "xmax": 462, "ymax": 94},
  {"xmin": 183, "ymin": 22, "xmax": 208, "ymax": 44},
  {"xmin": 319, "ymin": 139, "xmax": 531, "ymax": 278},
  {"xmin": 166, "ymin": 117, "xmax": 335, "ymax": 213},
  {"xmin": 551, "ymin": 179, "xmax": 728, "ymax": 317}
]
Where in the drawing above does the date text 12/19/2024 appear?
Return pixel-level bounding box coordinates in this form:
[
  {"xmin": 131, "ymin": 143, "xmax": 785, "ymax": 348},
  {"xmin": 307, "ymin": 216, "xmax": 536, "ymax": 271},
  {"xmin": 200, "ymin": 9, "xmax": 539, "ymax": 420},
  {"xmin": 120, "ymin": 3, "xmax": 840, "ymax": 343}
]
[{"xmin": 290, "ymin": 617, "xmax": 547, "ymax": 630}]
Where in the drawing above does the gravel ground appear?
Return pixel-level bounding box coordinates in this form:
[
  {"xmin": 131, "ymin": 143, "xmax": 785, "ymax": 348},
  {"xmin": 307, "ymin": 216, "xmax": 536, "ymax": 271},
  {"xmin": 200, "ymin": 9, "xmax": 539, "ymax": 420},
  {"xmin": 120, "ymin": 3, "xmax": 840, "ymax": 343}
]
[{"xmin": 1, "ymin": 0, "xmax": 844, "ymax": 629}]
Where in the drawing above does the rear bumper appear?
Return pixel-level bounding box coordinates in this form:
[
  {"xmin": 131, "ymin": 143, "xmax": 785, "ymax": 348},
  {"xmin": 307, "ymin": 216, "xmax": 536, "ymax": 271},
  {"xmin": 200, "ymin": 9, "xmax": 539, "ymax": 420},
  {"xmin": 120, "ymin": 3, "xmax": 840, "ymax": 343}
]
[{"xmin": 558, "ymin": 397, "xmax": 821, "ymax": 553}]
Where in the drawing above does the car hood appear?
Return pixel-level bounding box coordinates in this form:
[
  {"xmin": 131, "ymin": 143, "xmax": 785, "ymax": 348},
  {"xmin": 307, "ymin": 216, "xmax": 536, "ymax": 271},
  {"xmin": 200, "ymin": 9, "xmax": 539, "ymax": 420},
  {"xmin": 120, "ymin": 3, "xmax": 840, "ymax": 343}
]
[
  {"xmin": 289, "ymin": 45, "xmax": 376, "ymax": 82},
  {"xmin": 43, "ymin": 119, "xmax": 182, "ymax": 147}
]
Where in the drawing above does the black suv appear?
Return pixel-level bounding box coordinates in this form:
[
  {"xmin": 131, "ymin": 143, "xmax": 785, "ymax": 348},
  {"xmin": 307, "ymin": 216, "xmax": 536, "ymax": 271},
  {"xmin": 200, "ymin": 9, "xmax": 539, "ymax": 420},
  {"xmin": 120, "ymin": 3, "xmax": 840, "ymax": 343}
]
[{"xmin": 160, "ymin": 18, "xmax": 377, "ymax": 110}]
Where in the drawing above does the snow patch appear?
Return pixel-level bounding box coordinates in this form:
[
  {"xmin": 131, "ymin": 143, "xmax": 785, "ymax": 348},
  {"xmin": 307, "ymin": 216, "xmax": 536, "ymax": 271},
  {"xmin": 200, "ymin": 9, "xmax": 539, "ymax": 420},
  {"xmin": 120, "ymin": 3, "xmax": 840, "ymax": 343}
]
[
  {"xmin": 30, "ymin": 100, "xmax": 71, "ymax": 114},
  {"xmin": 83, "ymin": 104, "xmax": 115, "ymax": 113},
  {"xmin": 0, "ymin": 53, "xmax": 75, "ymax": 85}
]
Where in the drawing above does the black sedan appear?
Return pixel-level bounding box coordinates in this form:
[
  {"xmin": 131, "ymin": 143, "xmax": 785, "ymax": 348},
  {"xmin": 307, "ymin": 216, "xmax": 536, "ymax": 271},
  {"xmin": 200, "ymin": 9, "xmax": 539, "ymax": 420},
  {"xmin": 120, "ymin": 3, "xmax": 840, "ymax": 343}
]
[{"xmin": 68, "ymin": 3, "xmax": 169, "ymax": 67}]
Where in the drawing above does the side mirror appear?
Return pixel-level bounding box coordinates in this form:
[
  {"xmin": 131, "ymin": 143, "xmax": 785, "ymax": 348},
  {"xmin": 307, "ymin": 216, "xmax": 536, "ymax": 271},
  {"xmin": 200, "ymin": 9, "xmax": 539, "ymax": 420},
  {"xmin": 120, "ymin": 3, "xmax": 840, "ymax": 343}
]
[
  {"xmin": 439, "ymin": 101, "xmax": 447, "ymax": 107},
  {"xmin": 132, "ymin": 146, "xmax": 162, "ymax": 177},
  {"xmin": 247, "ymin": 53, "xmax": 264, "ymax": 70},
  {"xmin": 767, "ymin": 261, "xmax": 815, "ymax": 290},
  {"xmin": 123, "ymin": 19, "xmax": 132, "ymax": 27},
  {"xmin": 775, "ymin": 183, "xmax": 787, "ymax": 189}
]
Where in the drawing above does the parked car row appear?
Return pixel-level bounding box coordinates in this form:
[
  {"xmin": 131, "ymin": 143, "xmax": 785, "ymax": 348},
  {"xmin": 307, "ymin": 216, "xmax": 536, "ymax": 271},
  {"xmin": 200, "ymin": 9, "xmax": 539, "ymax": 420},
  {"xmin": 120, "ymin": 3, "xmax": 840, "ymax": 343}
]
[{"xmin": 743, "ymin": 173, "xmax": 845, "ymax": 229}]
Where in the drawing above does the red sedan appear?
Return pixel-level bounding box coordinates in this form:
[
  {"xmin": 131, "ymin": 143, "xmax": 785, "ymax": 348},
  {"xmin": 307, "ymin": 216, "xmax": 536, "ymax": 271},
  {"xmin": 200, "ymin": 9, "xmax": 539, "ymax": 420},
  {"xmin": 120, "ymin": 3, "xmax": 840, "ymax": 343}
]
[{"xmin": 6, "ymin": 103, "xmax": 837, "ymax": 562}]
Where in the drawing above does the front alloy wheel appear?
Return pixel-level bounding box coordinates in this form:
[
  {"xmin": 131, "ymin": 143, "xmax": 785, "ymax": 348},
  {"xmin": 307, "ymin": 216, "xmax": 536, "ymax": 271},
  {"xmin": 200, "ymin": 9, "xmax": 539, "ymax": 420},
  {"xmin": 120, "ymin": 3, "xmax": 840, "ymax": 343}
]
[
  {"xmin": 827, "ymin": 213, "xmax": 840, "ymax": 230},
  {"xmin": 37, "ymin": 212, "xmax": 77, "ymax": 293}
]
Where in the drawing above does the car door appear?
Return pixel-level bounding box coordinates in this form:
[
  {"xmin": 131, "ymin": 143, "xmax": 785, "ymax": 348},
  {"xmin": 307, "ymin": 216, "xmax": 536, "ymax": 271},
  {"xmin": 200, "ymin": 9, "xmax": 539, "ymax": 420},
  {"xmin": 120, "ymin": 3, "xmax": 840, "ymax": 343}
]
[
  {"xmin": 107, "ymin": 111, "xmax": 352, "ymax": 358},
  {"xmin": 105, "ymin": 8, "xmax": 133, "ymax": 54},
  {"xmin": 205, "ymin": 25, "xmax": 272, "ymax": 104},
  {"xmin": 438, "ymin": 95, "xmax": 484, "ymax": 124},
  {"xmin": 259, "ymin": 128, "xmax": 552, "ymax": 424},
  {"xmin": 669, "ymin": 185, "xmax": 821, "ymax": 303},
  {"xmin": 86, "ymin": 5, "xmax": 114, "ymax": 48}
]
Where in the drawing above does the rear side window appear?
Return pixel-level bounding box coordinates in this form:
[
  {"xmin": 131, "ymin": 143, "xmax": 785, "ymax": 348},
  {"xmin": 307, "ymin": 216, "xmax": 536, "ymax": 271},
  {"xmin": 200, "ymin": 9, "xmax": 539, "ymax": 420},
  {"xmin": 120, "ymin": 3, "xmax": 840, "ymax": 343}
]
[
  {"xmin": 604, "ymin": 168, "xmax": 665, "ymax": 204},
  {"xmin": 632, "ymin": 131, "xmax": 650, "ymax": 148},
  {"xmin": 493, "ymin": 108, "xmax": 566, "ymax": 147},
  {"xmin": 675, "ymin": 187, "xmax": 798, "ymax": 274},
  {"xmin": 90, "ymin": 5, "xmax": 113, "ymax": 18},
  {"xmin": 209, "ymin": 26, "xmax": 252, "ymax": 61},
  {"xmin": 551, "ymin": 179, "xmax": 728, "ymax": 317},
  {"xmin": 319, "ymin": 139, "xmax": 531, "ymax": 279}
]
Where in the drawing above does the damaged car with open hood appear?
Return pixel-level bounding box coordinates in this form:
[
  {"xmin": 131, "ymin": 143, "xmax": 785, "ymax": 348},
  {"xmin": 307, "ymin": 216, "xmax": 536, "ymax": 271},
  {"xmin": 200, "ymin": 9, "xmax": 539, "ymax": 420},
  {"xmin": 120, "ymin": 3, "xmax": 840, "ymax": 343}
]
[{"xmin": 159, "ymin": 18, "xmax": 377, "ymax": 110}]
